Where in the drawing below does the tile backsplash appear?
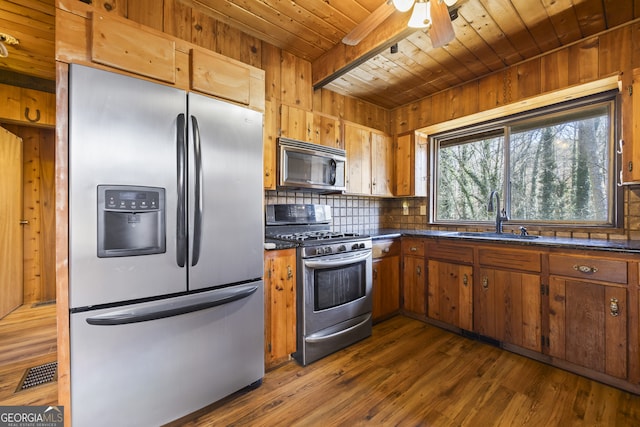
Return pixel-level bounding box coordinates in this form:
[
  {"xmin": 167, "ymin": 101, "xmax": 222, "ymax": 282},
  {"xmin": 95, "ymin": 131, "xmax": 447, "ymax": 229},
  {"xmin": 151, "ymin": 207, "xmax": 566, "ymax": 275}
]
[
  {"xmin": 267, "ymin": 186, "xmax": 640, "ymax": 240},
  {"xmin": 264, "ymin": 191, "xmax": 428, "ymax": 233}
]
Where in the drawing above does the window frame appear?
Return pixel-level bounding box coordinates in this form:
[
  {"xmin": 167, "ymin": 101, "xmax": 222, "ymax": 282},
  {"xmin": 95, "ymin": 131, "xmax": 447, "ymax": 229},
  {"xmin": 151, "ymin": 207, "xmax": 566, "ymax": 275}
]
[{"xmin": 429, "ymin": 90, "xmax": 622, "ymax": 229}]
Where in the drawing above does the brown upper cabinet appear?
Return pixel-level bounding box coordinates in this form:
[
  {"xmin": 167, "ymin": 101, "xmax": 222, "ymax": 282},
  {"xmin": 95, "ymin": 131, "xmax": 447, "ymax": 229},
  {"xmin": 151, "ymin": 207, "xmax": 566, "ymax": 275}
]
[
  {"xmin": 344, "ymin": 121, "xmax": 393, "ymax": 197},
  {"xmin": 395, "ymin": 132, "xmax": 427, "ymax": 197},
  {"xmin": 58, "ymin": 9, "xmax": 265, "ymax": 112}
]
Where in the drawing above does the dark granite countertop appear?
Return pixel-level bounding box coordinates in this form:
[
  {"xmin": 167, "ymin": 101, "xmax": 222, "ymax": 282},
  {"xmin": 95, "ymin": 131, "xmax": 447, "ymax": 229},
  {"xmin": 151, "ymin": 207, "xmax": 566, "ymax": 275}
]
[
  {"xmin": 366, "ymin": 229, "xmax": 640, "ymax": 255},
  {"xmin": 264, "ymin": 238, "xmax": 297, "ymax": 251}
]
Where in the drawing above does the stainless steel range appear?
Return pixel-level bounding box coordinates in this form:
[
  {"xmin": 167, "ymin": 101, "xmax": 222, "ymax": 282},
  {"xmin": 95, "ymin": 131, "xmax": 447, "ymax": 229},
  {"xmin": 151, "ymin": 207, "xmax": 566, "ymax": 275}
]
[{"xmin": 265, "ymin": 204, "xmax": 373, "ymax": 365}]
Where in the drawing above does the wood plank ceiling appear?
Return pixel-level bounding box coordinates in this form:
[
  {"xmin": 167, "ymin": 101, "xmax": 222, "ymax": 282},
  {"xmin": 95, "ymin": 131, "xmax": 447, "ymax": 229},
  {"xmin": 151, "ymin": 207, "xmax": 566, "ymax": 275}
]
[{"xmin": 1, "ymin": 0, "xmax": 639, "ymax": 108}]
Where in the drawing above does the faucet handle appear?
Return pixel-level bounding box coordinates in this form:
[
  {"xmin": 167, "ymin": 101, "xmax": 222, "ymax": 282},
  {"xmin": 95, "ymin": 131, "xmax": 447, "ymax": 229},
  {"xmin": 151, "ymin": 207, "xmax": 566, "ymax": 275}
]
[
  {"xmin": 500, "ymin": 208, "xmax": 509, "ymax": 220},
  {"xmin": 519, "ymin": 226, "xmax": 528, "ymax": 236}
]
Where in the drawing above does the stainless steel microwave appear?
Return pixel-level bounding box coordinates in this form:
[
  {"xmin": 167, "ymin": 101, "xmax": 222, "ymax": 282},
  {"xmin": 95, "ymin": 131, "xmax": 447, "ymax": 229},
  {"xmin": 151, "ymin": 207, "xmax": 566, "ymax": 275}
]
[{"xmin": 277, "ymin": 137, "xmax": 346, "ymax": 192}]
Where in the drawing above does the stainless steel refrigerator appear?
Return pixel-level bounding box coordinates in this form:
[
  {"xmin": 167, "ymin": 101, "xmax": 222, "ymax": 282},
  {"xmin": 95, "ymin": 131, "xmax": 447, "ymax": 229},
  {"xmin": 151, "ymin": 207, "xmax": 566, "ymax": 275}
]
[{"xmin": 68, "ymin": 64, "xmax": 264, "ymax": 427}]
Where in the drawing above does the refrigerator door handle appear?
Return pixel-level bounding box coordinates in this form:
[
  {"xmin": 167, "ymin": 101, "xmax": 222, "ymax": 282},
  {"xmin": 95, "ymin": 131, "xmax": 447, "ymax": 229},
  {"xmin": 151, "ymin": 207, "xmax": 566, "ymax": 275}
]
[
  {"xmin": 85, "ymin": 283, "xmax": 259, "ymax": 326},
  {"xmin": 190, "ymin": 115, "xmax": 203, "ymax": 267},
  {"xmin": 176, "ymin": 113, "xmax": 187, "ymax": 268}
]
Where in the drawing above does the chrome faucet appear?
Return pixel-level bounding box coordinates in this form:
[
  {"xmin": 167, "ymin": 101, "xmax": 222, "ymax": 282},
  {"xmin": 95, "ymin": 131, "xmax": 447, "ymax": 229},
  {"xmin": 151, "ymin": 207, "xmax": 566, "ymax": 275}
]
[{"xmin": 488, "ymin": 190, "xmax": 508, "ymax": 233}]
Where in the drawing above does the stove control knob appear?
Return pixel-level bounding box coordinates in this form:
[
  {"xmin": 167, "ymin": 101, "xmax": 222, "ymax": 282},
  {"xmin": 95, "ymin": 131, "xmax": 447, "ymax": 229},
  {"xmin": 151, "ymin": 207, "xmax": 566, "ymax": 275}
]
[
  {"xmin": 359, "ymin": 243, "xmax": 366, "ymax": 249},
  {"xmin": 352, "ymin": 243, "xmax": 360, "ymax": 250},
  {"xmin": 325, "ymin": 247, "xmax": 333, "ymax": 254},
  {"xmin": 337, "ymin": 245, "xmax": 346, "ymax": 252}
]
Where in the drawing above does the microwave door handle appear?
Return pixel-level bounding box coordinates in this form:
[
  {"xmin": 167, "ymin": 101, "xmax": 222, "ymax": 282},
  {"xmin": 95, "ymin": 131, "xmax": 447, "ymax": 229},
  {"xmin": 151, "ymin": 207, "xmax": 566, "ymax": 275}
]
[
  {"xmin": 303, "ymin": 250, "xmax": 371, "ymax": 269},
  {"xmin": 329, "ymin": 159, "xmax": 337, "ymax": 185},
  {"xmin": 190, "ymin": 115, "xmax": 203, "ymax": 267},
  {"xmin": 176, "ymin": 113, "xmax": 187, "ymax": 268}
]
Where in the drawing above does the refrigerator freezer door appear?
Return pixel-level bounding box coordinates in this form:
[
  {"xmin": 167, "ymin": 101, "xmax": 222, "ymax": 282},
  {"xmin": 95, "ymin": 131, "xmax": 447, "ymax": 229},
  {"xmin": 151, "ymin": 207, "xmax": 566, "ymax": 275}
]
[
  {"xmin": 69, "ymin": 64, "xmax": 187, "ymax": 308},
  {"xmin": 187, "ymin": 93, "xmax": 264, "ymax": 289},
  {"xmin": 70, "ymin": 281, "xmax": 264, "ymax": 427}
]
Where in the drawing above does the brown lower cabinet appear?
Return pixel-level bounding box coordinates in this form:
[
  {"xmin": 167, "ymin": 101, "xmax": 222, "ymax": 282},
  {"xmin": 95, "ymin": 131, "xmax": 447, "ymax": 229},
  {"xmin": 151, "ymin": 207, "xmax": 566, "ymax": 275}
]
[
  {"xmin": 372, "ymin": 239, "xmax": 401, "ymax": 322},
  {"xmin": 401, "ymin": 238, "xmax": 427, "ymax": 317},
  {"xmin": 264, "ymin": 249, "xmax": 296, "ymax": 370},
  {"xmin": 402, "ymin": 236, "xmax": 640, "ymax": 394}
]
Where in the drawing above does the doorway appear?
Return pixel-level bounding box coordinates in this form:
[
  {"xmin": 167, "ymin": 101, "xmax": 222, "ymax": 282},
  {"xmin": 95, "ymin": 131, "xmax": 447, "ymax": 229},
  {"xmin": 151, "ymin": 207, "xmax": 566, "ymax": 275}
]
[{"xmin": 0, "ymin": 124, "xmax": 56, "ymax": 316}]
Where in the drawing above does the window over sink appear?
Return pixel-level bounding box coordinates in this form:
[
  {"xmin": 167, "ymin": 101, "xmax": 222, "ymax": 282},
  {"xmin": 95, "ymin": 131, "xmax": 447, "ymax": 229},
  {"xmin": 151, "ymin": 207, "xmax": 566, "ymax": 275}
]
[{"xmin": 430, "ymin": 90, "xmax": 619, "ymax": 228}]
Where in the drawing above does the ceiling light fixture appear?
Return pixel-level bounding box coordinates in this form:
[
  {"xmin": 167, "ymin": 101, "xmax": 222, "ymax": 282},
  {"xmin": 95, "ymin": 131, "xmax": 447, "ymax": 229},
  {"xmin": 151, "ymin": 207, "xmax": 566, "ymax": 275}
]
[
  {"xmin": 0, "ymin": 32, "xmax": 20, "ymax": 58},
  {"xmin": 408, "ymin": 0, "xmax": 432, "ymax": 29},
  {"xmin": 392, "ymin": 0, "xmax": 459, "ymax": 29}
]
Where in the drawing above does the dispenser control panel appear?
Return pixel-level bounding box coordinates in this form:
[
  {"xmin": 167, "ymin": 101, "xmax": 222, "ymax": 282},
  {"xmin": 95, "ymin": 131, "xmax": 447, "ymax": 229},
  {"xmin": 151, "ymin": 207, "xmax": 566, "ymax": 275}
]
[
  {"xmin": 104, "ymin": 189, "xmax": 161, "ymax": 211},
  {"xmin": 97, "ymin": 185, "xmax": 166, "ymax": 258}
]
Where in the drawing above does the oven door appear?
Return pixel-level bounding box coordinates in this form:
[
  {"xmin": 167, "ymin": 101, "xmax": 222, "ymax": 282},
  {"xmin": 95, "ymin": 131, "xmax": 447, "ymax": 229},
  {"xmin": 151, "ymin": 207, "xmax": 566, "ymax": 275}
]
[{"xmin": 301, "ymin": 249, "xmax": 372, "ymax": 334}]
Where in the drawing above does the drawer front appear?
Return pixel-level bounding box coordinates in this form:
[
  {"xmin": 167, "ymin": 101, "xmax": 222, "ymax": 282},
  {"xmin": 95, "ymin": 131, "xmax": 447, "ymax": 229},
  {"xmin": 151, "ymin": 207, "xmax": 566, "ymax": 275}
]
[
  {"xmin": 478, "ymin": 247, "xmax": 541, "ymax": 272},
  {"xmin": 372, "ymin": 239, "xmax": 400, "ymax": 258},
  {"xmin": 426, "ymin": 242, "xmax": 473, "ymax": 264},
  {"xmin": 402, "ymin": 238, "xmax": 425, "ymax": 256},
  {"xmin": 549, "ymin": 254, "xmax": 627, "ymax": 284}
]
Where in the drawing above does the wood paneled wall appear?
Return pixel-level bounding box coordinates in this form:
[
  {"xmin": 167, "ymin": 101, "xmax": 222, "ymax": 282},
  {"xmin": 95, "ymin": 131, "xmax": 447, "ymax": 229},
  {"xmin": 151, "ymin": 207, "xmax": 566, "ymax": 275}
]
[
  {"xmin": 2, "ymin": 124, "xmax": 56, "ymax": 304},
  {"xmin": 87, "ymin": 0, "xmax": 390, "ymax": 134},
  {"xmin": 392, "ymin": 22, "xmax": 640, "ymax": 135}
]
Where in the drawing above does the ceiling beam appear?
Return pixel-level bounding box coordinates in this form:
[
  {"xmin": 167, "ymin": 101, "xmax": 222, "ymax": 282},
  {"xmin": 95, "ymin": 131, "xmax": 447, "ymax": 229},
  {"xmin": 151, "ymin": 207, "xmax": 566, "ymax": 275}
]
[{"xmin": 312, "ymin": 11, "xmax": 414, "ymax": 89}]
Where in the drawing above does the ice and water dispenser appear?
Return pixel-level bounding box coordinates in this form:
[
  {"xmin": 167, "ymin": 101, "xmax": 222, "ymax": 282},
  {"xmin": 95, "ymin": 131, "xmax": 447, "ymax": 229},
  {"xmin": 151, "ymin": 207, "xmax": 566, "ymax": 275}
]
[{"xmin": 97, "ymin": 185, "xmax": 166, "ymax": 257}]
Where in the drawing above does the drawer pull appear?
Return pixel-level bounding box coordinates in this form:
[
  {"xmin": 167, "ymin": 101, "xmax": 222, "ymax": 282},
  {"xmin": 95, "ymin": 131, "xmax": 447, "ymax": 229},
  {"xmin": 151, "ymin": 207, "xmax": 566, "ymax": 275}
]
[
  {"xmin": 410, "ymin": 247, "xmax": 417, "ymax": 252},
  {"xmin": 383, "ymin": 248, "xmax": 390, "ymax": 253},
  {"xmin": 610, "ymin": 298, "xmax": 620, "ymax": 317},
  {"xmin": 573, "ymin": 264, "xmax": 598, "ymax": 274}
]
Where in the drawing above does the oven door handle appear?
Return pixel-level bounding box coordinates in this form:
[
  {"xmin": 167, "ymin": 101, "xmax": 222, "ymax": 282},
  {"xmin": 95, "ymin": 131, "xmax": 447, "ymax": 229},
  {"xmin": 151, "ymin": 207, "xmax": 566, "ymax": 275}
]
[
  {"xmin": 303, "ymin": 250, "xmax": 371, "ymax": 269},
  {"xmin": 305, "ymin": 313, "xmax": 372, "ymax": 343}
]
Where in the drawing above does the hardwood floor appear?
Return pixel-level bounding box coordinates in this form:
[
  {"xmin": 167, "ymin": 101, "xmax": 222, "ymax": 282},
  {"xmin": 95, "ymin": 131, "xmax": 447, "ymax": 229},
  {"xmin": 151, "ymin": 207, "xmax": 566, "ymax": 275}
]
[
  {"xmin": 0, "ymin": 303, "xmax": 57, "ymax": 406},
  {"xmin": 174, "ymin": 315, "xmax": 640, "ymax": 427},
  {"xmin": 2, "ymin": 306, "xmax": 639, "ymax": 425}
]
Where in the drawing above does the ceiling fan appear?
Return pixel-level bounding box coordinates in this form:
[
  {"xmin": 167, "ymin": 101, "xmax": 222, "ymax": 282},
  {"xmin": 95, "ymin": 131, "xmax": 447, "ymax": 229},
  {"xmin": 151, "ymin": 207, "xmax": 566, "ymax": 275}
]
[{"xmin": 342, "ymin": 0, "xmax": 458, "ymax": 49}]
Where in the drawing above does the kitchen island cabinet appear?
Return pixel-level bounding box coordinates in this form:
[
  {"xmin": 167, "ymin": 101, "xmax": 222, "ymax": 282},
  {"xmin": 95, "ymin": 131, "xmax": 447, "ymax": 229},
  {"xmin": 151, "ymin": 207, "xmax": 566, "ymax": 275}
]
[
  {"xmin": 372, "ymin": 239, "xmax": 401, "ymax": 322},
  {"xmin": 264, "ymin": 249, "xmax": 296, "ymax": 369},
  {"xmin": 401, "ymin": 238, "xmax": 427, "ymax": 318}
]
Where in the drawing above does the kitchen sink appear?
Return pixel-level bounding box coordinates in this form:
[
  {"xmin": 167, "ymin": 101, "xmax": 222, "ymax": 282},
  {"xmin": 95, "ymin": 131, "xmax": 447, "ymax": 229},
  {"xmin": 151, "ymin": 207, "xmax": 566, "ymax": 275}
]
[{"xmin": 451, "ymin": 231, "xmax": 540, "ymax": 240}]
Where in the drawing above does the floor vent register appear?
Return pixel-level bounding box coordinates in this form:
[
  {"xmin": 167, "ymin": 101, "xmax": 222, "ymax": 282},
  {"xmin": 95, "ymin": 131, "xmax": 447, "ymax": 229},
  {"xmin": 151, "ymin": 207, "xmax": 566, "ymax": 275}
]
[{"xmin": 17, "ymin": 361, "xmax": 58, "ymax": 391}]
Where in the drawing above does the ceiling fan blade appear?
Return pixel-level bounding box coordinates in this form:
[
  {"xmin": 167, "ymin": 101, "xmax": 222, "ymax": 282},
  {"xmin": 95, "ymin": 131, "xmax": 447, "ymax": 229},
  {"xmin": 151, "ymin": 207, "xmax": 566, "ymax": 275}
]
[
  {"xmin": 429, "ymin": 0, "xmax": 455, "ymax": 48},
  {"xmin": 342, "ymin": 1, "xmax": 396, "ymax": 46}
]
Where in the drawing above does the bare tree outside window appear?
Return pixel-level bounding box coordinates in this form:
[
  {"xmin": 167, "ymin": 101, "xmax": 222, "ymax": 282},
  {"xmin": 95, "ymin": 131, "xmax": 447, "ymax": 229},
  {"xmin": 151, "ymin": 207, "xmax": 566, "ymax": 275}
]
[{"xmin": 433, "ymin": 98, "xmax": 614, "ymax": 226}]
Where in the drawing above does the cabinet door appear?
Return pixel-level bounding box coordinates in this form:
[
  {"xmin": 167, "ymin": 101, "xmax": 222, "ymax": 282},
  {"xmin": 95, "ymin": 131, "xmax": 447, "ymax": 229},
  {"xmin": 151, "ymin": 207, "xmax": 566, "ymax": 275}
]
[
  {"xmin": 311, "ymin": 113, "xmax": 342, "ymax": 148},
  {"xmin": 475, "ymin": 268, "xmax": 541, "ymax": 352},
  {"xmin": 427, "ymin": 260, "xmax": 473, "ymax": 330},
  {"xmin": 395, "ymin": 133, "xmax": 427, "ymax": 197},
  {"xmin": 280, "ymin": 105, "xmax": 313, "ymax": 142},
  {"xmin": 402, "ymin": 255, "xmax": 426, "ymax": 316},
  {"xmin": 371, "ymin": 131, "xmax": 393, "ymax": 196},
  {"xmin": 622, "ymin": 69, "xmax": 640, "ymax": 183},
  {"xmin": 264, "ymin": 249, "xmax": 297, "ymax": 369},
  {"xmin": 549, "ymin": 276, "xmax": 627, "ymax": 379},
  {"xmin": 344, "ymin": 123, "xmax": 371, "ymax": 195},
  {"xmin": 372, "ymin": 255, "xmax": 400, "ymax": 321}
]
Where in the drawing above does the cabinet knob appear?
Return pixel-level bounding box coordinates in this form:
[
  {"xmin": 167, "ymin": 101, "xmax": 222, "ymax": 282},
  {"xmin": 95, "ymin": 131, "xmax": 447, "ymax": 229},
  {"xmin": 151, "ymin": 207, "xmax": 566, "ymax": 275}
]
[
  {"xmin": 383, "ymin": 248, "xmax": 390, "ymax": 253},
  {"xmin": 410, "ymin": 247, "xmax": 417, "ymax": 252},
  {"xmin": 287, "ymin": 265, "xmax": 293, "ymax": 279},
  {"xmin": 462, "ymin": 274, "xmax": 468, "ymax": 286},
  {"xmin": 482, "ymin": 276, "xmax": 489, "ymax": 290},
  {"xmin": 610, "ymin": 297, "xmax": 620, "ymax": 317},
  {"xmin": 416, "ymin": 266, "xmax": 421, "ymax": 276}
]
